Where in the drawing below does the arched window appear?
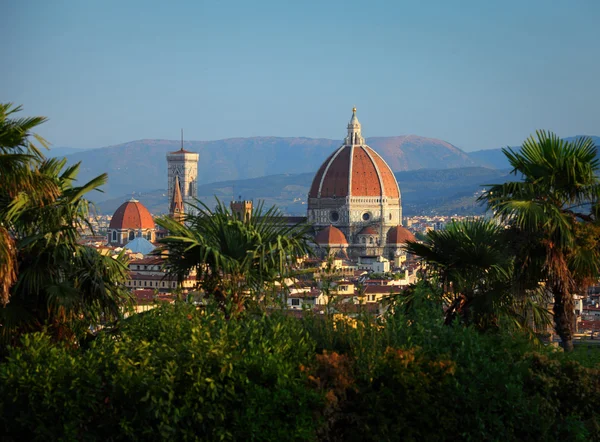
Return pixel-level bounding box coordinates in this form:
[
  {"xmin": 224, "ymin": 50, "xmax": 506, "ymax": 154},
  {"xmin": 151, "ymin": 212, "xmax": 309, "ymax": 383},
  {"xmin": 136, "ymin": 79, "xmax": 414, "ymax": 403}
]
[
  {"xmin": 112, "ymin": 230, "xmax": 117, "ymax": 242},
  {"xmin": 129, "ymin": 231, "xmax": 135, "ymax": 241},
  {"xmin": 146, "ymin": 232, "xmax": 152, "ymax": 240}
]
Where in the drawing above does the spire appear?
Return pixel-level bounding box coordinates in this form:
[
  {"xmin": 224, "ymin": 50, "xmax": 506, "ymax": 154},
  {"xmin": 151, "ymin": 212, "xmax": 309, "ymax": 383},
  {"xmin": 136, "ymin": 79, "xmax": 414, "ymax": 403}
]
[
  {"xmin": 180, "ymin": 128, "xmax": 184, "ymax": 151},
  {"xmin": 170, "ymin": 175, "xmax": 185, "ymax": 223},
  {"xmin": 345, "ymin": 106, "xmax": 364, "ymax": 145}
]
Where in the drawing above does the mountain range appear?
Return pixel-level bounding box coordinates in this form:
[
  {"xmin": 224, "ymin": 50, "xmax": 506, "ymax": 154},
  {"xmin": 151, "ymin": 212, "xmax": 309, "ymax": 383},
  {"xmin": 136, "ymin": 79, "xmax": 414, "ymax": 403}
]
[
  {"xmin": 54, "ymin": 135, "xmax": 483, "ymax": 201},
  {"xmin": 51, "ymin": 134, "xmax": 597, "ymax": 214},
  {"xmin": 95, "ymin": 167, "xmax": 513, "ymax": 217},
  {"xmin": 468, "ymin": 136, "xmax": 600, "ymax": 169}
]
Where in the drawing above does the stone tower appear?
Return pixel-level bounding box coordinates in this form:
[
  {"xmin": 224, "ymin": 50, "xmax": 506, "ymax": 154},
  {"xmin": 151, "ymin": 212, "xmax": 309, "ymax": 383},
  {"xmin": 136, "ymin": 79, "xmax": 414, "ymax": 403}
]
[
  {"xmin": 230, "ymin": 199, "xmax": 253, "ymax": 222},
  {"xmin": 166, "ymin": 131, "xmax": 199, "ymax": 216}
]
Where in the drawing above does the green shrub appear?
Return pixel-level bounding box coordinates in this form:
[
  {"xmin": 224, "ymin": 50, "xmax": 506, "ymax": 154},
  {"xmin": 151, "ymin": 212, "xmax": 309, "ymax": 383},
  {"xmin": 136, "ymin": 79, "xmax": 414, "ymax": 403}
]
[
  {"xmin": 0, "ymin": 303, "xmax": 322, "ymax": 441},
  {"xmin": 1, "ymin": 301, "xmax": 599, "ymax": 441}
]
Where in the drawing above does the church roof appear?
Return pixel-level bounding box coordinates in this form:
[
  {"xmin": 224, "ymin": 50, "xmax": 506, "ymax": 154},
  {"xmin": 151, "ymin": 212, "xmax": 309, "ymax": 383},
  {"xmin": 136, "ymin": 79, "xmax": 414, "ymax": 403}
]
[
  {"xmin": 125, "ymin": 237, "xmax": 156, "ymax": 255},
  {"xmin": 170, "ymin": 176, "xmax": 184, "ymax": 219},
  {"xmin": 314, "ymin": 225, "xmax": 348, "ymax": 245},
  {"xmin": 308, "ymin": 144, "xmax": 400, "ymax": 199},
  {"xmin": 109, "ymin": 199, "xmax": 155, "ymax": 230},
  {"xmin": 308, "ymin": 109, "xmax": 400, "ymax": 200},
  {"xmin": 168, "ymin": 148, "xmax": 195, "ymax": 154},
  {"xmin": 358, "ymin": 226, "xmax": 378, "ymax": 235},
  {"xmin": 386, "ymin": 225, "xmax": 416, "ymax": 244}
]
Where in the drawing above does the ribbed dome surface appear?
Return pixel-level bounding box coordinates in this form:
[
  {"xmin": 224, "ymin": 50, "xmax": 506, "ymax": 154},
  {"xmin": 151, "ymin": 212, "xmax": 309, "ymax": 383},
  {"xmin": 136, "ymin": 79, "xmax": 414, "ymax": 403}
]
[
  {"xmin": 314, "ymin": 225, "xmax": 348, "ymax": 245},
  {"xmin": 308, "ymin": 145, "xmax": 400, "ymax": 199},
  {"xmin": 109, "ymin": 199, "xmax": 155, "ymax": 230},
  {"xmin": 386, "ymin": 225, "xmax": 416, "ymax": 244}
]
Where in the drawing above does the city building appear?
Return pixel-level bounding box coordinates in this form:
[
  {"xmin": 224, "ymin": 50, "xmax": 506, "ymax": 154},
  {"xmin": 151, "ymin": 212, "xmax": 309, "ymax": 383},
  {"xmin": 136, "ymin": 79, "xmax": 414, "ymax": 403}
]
[
  {"xmin": 307, "ymin": 108, "xmax": 410, "ymax": 259},
  {"xmin": 166, "ymin": 133, "xmax": 199, "ymax": 218},
  {"xmin": 107, "ymin": 198, "xmax": 156, "ymax": 246}
]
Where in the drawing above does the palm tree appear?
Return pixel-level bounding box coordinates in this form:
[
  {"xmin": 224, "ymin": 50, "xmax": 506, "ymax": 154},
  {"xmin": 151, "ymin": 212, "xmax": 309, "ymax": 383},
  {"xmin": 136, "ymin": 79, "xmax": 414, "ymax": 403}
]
[
  {"xmin": 156, "ymin": 199, "xmax": 313, "ymax": 313},
  {"xmin": 481, "ymin": 130, "xmax": 600, "ymax": 351},
  {"xmin": 1, "ymin": 104, "xmax": 132, "ymax": 349},
  {"xmin": 0, "ymin": 103, "xmax": 59, "ymax": 305},
  {"xmin": 404, "ymin": 219, "xmax": 551, "ymax": 332}
]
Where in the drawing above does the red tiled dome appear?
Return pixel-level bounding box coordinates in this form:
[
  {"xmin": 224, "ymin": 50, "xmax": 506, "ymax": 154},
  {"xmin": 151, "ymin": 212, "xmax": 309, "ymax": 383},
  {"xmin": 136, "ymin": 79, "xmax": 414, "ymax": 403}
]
[
  {"xmin": 109, "ymin": 199, "xmax": 155, "ymax": 230},
  {"xmin": 314, "ymin": 225, "xmax": 348, "ymax": 245},
  {"xmin": 308, "ymin": 145, "xmax": 400, "ymax": 199},
  {"xmin": 358, "ymin": 226, "xmax": 378, "ymax": 235},
  {"xmin": 386, "ymin": 225, "xmax": 416, "ymax": 244}
]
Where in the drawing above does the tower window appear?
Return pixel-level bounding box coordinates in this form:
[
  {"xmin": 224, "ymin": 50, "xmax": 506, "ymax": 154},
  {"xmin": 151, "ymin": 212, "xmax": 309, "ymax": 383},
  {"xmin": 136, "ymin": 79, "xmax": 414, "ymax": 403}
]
[
  {"xmin": 129, "ymin": 231, "xmax": 135, "ymax": 241},
  {"xmin": 111, "ymin": 230, "xmax": 117, "ymax": 242}
]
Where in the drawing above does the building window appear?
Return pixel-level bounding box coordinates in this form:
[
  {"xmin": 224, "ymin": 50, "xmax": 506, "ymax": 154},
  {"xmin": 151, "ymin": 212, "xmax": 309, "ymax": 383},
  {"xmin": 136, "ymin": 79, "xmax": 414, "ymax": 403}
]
[
  {"xmin": 330, "ymin": 211, "xmax": 339, "ymax": 222},
  {"xmin": 129, "ymin": 231, "xmax": 135, "ymax": 241},
  {"xmin": 291, "ymin": 298, "xmax": 300, "ymax": 306},
  {"xmin": 112, "ymin": 230, "xmax": 117, "ymax": 242},
  {"xmin": 144, "ymin": 281, "xmax": 147, "ymax": 287},
  {"xmin": 363, "ymin": 212, "xmax": 371, "ymax": 221}
]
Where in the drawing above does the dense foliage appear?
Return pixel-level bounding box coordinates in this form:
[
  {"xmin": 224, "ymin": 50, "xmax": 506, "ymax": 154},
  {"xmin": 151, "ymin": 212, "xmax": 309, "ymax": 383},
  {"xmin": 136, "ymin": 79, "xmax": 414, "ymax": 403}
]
[
  {"xmin": 407, "ymin": 132, "xmax": 600, "ymax": 351},
  {"xmin": 482, "ymin": 131, "xmax": 600, "ymax": 351},
  {"xmin": 156, "ymin": 199, "xmax": 312, "ymax": 312},
  {"xmin": 2, "ymin": 294, "xmax": 599, "ymax": 441},
  {"xmin": 0, "ymin": 104, "xmax": 131, "ymax": 352}
]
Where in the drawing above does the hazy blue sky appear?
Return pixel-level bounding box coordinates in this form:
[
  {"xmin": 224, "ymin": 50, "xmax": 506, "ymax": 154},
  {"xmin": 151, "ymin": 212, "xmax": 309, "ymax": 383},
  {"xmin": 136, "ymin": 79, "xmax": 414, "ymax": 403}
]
[{"xmin": 1, "ymin": 0, "xmax": 598, "ymax": 151}]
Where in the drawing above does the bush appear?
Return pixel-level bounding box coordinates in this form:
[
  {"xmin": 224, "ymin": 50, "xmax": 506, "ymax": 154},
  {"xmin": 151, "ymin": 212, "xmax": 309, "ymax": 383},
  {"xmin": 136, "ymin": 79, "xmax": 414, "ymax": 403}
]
[
  {"xmin": 1, "ymin": 300, "xmax": 599, "ymax": 441},
  {"xmin": 0, "ymin": 303, "xmax": 322, "ymax": 441}
]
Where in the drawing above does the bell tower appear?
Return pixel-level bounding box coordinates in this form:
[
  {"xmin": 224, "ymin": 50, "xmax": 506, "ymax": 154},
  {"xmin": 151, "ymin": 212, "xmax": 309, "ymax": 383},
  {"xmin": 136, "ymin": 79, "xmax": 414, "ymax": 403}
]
[{"xmin": 166, "ymin": 129, "xmax": 199, "ymax": 216}]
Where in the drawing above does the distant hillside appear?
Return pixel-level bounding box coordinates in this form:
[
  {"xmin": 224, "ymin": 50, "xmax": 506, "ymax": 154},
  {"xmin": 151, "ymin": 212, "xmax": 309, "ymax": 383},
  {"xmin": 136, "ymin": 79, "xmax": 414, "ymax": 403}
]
[
  {"xmin": 468, "ymin": 135, "xmax": 600, "ymax": 170},
  {"xmin": 46, "ymin": 146, "xmax": 86, "ymax": 157},
  {"xmin": 66, "ymin": 136, "xmax": 486, "ymax": 201},
  {"xmin": 96, "ymin": 167, "xmax": 512, "ymax": 217}
]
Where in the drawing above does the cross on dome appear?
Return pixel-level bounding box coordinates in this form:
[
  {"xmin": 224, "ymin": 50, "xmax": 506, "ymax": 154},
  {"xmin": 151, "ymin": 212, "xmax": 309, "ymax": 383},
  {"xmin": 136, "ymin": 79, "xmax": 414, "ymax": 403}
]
[{"xmin": 345, "ymin": 107, "xmax": 364, "ymax": 145}]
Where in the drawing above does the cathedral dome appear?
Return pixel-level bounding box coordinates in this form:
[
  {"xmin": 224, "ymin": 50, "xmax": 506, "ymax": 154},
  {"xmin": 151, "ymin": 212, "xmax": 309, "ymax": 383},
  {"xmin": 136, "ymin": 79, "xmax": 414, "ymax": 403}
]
[
  {"xmin": 314, "ymin": 225, "xmax": 348, "ymax": 245},
  {"xmin": 308, "ymin": 109, "xmax": 400, "ymax": 200},
  {"xmin": 109, "ymin": 199, "xmax": 155, "ymax": 230},
  {"xmin": 386, "ymin": 225, "xmax": 416, "ymax": 244}
]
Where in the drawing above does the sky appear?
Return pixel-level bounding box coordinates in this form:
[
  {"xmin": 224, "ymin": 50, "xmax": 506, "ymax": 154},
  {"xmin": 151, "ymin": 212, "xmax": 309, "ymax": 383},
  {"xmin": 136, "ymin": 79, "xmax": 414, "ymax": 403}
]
[{"xmin": 1, "ymin": 0, "xmax": 599, "ymax": 151}]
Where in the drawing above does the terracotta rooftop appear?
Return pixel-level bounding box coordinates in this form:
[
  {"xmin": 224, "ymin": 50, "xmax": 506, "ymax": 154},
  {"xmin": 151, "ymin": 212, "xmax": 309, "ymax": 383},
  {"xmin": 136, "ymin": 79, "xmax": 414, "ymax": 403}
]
[
  {"xmin": 133, "ymin": 289, "xmax": 176, "ymax": 306},
  {"xmin": 109, "ymin": 199, "xmax": 155, "ymax": 230},
  {"xmin": 364, "ymin": 285, "xmax": 405, "ymax": 295},
  {"xmin": 386, "ymin": 225, "xmax": 416, "ymax": 245},
  {"xmin": 168, "ymin": 148, "xmax": 196, "ymax": 155},
  {"xmin": 308, "ymin": 144, "xmax": 400, "ymax": 199},
  {"xmin": 314, "ymin": 225, "xmax": 348, "ymax": 245},
  {"xmin": 358, "ymin": 226, "xmax": 378, "ymax": 235},
  {"xmin": 130, "ymin": 256, "xmax": 165, "ymax": 265}
]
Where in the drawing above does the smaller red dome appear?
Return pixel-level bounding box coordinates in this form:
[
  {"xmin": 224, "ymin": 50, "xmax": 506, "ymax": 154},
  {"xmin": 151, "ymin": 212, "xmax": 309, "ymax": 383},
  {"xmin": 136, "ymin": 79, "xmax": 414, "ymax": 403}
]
[
  {"xmin": 386, "ymin": 225, "xmax": 416, "ymax": 244},
  {"xmin": 315, "ymin": 225, "xmax": 348, "ymax": 245},
  {"xmin": 358, "ymin": 226, "xmax": 378, "ymax": 235},
  {"xmin": 109, "ymin": 199, "xmax": 155, "ymax": 230}
]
